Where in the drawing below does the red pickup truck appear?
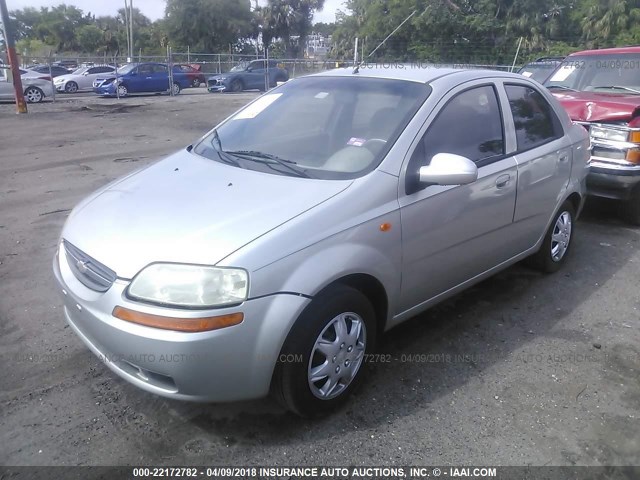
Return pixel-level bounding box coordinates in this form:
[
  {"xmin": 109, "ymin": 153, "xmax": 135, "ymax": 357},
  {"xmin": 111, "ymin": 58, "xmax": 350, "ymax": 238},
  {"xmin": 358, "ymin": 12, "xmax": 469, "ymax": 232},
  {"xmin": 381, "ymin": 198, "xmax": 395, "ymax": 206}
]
[{"xmin": 545, "ymin": 46, "xmax": 640, "ymax": 224}]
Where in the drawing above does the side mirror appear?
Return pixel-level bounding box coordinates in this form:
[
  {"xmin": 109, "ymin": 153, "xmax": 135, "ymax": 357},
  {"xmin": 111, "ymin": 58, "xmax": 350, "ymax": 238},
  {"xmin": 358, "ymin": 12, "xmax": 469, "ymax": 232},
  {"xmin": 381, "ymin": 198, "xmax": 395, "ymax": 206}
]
[
  {"xmin": 246, "ymin": 67, "xmax": 253, "ymax": 72},
  {"xmin": 83, "ymin": 71, "xmax": 89, "ymax": 76},
  {"xmin": 129, "ymin": 71, "xmax": 137, "ymax": 76},
  {"xmin": 418, "ymin": 153, "xmax": 478, "ymax": 186}
]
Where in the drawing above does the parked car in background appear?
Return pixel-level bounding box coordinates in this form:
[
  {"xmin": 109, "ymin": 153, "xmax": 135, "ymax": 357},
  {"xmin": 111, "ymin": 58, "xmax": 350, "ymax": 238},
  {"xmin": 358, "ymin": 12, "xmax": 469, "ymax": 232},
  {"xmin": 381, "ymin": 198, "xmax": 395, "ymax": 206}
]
[
  {"xmin": 175, "ymin": 64, "xmax": 206, "ymax": 87},
  {"xmin": 207, "ymin": 59, "xmax": 289, "ymax": 92},
  {"xmin": 53, "ymin": 59, "xmax": 78, "ymax": 70},
  {"xmin": 54, "ymin": 65, "xmax": 115, "ymax": 93},
  {"xmin": 517, "ymin": 56, "xmax": 564, "ymax": 83},
  {"xmin": 545, "ymin": 46, "xmax": 640, "ymax": 224},
  {"xmin": 29, "ymin": 64, "xmax": 71, "ymax": 78},
  {"xmin": 1, "ymin": 67, "xmax": 53, "ymax": 103},
  {"xmin": 20, "ymin": 68, "xmax": 52, "ymax": 80},
  {"xmin": 54, "ymin": 66, "xmax": 588, "ymax": 416},
  {"xmin": 93, "ymin": 62, "xmax": 192, "ymax": 97}
]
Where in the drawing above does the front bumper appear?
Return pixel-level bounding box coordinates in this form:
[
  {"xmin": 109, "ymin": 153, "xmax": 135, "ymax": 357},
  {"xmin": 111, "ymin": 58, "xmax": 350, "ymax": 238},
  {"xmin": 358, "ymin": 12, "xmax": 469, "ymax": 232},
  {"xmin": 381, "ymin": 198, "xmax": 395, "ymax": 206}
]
[
  {"xmin": 207, "ymin": 79, "xmax": 227, "ymax": 92},
  {"xmin": 93, "ymin": 83, "xmax": 117, "ymax": 96},
  {"xmin": 587, "ymin": 162, "xmax": 640, "ymax": 200},
  {"xmin": 53, "ymin": 244, "xmax": 310, "ymax": 402},
  {"xmin": 55, "ymin": 83, "xmax": 66, "ymax": 92}
]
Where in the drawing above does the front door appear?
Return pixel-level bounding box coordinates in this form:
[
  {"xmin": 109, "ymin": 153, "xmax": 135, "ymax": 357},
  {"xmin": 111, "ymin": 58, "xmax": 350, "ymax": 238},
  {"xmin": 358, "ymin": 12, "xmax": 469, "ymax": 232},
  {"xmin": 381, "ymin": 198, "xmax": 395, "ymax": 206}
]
[{"xmin": 399, "ymin": 83, "xmax": 518, "ymax": 312}]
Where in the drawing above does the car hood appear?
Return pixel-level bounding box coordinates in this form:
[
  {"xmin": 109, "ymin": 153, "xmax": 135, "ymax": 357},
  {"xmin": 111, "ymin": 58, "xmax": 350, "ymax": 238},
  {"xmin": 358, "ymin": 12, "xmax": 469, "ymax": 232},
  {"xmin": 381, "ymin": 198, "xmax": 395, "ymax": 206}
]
[
  {"xmin": 552, "ymin": 90, "xmax": 640, "ymax": 122},
  {"xmin": 62, "ymin": 149, "xmax": 352, "ymax": 279}
]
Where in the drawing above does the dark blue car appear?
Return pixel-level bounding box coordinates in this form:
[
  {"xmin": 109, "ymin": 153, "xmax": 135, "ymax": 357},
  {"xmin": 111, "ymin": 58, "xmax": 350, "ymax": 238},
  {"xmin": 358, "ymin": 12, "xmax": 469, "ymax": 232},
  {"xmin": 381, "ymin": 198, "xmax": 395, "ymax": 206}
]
[
  {"xmin": 93, "ymin": 62, "xmax": 192, "ymax": 97},
  {"xmin": 207, "ymin": 59, "xmax": 289, "ymax": 93}
]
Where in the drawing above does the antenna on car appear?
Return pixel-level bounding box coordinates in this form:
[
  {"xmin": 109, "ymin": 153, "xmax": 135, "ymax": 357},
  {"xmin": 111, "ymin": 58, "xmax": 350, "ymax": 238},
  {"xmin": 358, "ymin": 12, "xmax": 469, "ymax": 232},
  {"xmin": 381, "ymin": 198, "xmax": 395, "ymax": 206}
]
[{"xmin": 353, "ymin": 10, "xmax": 417, "ymax": 74}]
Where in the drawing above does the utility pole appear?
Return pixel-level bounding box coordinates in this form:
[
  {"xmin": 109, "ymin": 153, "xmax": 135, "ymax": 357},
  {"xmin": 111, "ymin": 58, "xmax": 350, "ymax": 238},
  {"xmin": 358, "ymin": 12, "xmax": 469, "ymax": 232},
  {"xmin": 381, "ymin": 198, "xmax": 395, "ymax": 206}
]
[
  {"xmin": 129, "ymin": 0, "xmax": 134, "ymax": 61},
  {"xmin": 0, "ymin": 0, "xmax": 27, "ymax": 113}
]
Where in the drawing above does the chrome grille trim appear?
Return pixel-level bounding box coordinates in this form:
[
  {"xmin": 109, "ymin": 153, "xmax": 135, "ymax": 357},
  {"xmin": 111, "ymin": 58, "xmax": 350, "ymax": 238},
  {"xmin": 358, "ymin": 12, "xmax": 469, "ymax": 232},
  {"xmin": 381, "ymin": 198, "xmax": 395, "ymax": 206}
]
[{"xmin": 63, "ymin": 240, "xmax": 117, "ymax": 292}]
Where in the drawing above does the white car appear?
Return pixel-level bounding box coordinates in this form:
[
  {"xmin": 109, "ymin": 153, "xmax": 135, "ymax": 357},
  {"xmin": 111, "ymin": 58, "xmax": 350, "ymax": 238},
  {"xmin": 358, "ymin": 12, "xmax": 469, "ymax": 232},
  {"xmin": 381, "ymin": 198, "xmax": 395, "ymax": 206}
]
[
  {"xmin": 54, "ymin": 65, "xmax": 115, "ymax": 93},
  {"xmin": 0, "ymin": 69, "xmax": 53, "ymax": 103}
]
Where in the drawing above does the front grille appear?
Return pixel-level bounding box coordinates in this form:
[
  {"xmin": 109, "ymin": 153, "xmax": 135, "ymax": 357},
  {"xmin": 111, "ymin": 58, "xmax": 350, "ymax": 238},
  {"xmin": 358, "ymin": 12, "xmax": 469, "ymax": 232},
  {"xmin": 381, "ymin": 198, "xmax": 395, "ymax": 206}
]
[{"xmin": 63, "ymin": 240, "xmax": 117, "ymax": 292}]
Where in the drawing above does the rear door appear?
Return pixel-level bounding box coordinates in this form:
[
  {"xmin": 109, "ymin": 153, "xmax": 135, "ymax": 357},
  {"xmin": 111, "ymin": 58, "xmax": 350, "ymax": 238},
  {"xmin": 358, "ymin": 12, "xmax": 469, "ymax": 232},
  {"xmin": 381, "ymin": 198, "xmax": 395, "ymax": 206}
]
[
  {"xmin": 398, "ymin": 82, "xmax": 519, "ymax": 312},
  {"xmin": 499, "ymin": 82, "xmax": 571, "ymax": 252},
  {"xmin": 152, "ymin": 64, "xmax": 170, "ymax": 91}
]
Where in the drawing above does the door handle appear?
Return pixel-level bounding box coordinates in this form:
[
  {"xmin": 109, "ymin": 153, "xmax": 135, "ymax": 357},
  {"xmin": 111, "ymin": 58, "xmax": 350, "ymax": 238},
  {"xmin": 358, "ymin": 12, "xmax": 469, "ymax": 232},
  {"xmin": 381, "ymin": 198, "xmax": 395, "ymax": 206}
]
[
  {"xmin": 559, "ymin": 154, "xmax": 569, "ymax": 163},
  {"xmin": 496, "ymin": 174, "xmax": 511, "ymax": 188}
]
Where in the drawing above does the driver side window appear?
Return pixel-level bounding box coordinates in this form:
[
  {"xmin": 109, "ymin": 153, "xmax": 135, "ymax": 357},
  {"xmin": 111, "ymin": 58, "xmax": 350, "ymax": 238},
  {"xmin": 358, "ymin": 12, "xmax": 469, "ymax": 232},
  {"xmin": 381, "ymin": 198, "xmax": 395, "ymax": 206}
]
[{"xmin": 406, "ymin": 85, "xmax": 504, "ymax": 194}]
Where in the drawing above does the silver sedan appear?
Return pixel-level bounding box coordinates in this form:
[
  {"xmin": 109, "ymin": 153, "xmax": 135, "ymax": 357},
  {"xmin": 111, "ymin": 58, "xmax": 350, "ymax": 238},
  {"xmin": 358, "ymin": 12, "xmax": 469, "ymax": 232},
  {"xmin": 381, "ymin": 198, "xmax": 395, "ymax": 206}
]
[{"xmin": 53, "ymin": 66, "xmax": 589, "ymax": 416}]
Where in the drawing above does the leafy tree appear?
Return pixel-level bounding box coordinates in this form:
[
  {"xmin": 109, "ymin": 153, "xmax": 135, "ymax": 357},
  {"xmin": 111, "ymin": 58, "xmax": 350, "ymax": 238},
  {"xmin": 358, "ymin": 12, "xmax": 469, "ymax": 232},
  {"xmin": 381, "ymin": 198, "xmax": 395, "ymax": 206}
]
[
  {"xmin": 76, "ymin": 24, "xmax": 103, "ymax": 53},
  {"xmin": 165, "ymin": 0, "xmax": 254, "ymax": 52}
]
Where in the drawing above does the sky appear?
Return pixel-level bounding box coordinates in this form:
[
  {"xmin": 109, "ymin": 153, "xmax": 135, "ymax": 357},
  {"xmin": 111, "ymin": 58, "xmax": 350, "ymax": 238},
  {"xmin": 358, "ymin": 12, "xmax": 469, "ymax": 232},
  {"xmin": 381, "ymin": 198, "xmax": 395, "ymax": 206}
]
[{"xmin": 6, "ymin": 0, "xmax": 345, "ymax": 25}]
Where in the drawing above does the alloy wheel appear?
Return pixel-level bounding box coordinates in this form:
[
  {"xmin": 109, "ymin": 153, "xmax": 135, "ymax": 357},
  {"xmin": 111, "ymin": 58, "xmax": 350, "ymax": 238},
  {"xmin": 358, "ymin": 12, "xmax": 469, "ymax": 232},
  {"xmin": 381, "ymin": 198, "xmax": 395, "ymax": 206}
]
[{"xmin": 308, "ymin": 312, "xmax": 366, "ymax": 400}]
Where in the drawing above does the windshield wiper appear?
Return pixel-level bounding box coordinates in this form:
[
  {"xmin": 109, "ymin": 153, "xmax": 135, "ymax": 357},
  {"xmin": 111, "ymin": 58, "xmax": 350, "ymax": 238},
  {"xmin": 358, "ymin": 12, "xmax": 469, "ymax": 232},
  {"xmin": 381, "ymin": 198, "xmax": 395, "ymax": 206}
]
[
  {"xmin": 225, "ymin": 150, "xmax": 312, "ymax": 178},
  {"xmin": 546, "ymin": 85, "xmax": 577, "ymax": 92},
  {"xmin": 591, "ymin": 85, "xmax": 640, "ymax": 94}
]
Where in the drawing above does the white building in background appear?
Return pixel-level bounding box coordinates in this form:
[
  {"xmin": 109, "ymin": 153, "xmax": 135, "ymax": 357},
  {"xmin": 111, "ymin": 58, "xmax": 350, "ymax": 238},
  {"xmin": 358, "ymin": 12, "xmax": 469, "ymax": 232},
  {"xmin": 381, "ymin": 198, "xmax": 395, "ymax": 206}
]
[{"xmin": 306, "ymin": 33, "xmax": 332, "ymax": 59}]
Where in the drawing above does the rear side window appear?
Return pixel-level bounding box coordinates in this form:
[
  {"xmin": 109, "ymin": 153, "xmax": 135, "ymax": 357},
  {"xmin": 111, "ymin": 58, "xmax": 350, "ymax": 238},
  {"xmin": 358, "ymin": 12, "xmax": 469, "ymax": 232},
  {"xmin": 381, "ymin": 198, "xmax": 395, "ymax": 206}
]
[{"xmin": 505, "ymin": 84, "xmax": 563, "ymax": 151}]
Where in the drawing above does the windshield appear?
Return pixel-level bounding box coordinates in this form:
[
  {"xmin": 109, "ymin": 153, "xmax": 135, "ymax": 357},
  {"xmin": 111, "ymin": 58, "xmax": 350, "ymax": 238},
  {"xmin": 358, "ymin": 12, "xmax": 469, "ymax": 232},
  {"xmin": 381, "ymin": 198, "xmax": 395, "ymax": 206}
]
[
  {"xmin": 117, "ymin": 64, "xmax": 136, "ymax": 75},
  {"xmin": 545, "ymin": 54, "xmax": 640, "ymax": 93},
  {"xmin": 193, "ymin": 76, "xmax": 431, "ymax": 179},
  {"xmin": 518, "ymin": 62, "xmax": 559, "ymax": 83}
]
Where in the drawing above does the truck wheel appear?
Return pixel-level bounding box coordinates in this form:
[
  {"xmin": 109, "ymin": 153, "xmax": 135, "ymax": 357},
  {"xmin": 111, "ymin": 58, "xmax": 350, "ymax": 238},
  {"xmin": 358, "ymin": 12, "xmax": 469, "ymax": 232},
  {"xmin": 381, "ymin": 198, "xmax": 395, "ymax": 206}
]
[
  {"xmin": 621, "ymin": 187, "xmax": 640, "ymax": 226},
  {"xmin": 272, "ymin": 285, "xmax": 376, "ymax": 417},
  {"xmin": 527, "ymin": 200, "xmax": 575, "ymax": 273}
]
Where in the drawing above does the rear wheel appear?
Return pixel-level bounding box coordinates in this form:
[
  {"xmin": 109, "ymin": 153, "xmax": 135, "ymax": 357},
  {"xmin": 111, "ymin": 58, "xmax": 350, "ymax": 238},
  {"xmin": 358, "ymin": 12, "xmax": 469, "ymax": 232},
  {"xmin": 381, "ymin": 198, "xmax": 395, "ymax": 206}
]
[
  {"xmin": 527, "ymin": 200, "xmax": 575, "ymax": 273},
  {"xmin": 620, "ymin": 187, "xmax": 640, "ymax": 225},
  {"xmin": 191, "ymin": 78, "xmax": 200, "ymax": 88},
  {"xmin": 272, "ymin": 285, "xmax": 376, "ymax": 416},
  {"xmin": 65, "ymin": 81, "xmax": 78, "ymax": 93},
  {"xmin": 24, "ymin": 87, "xmax": 44, "ymax": 103}
]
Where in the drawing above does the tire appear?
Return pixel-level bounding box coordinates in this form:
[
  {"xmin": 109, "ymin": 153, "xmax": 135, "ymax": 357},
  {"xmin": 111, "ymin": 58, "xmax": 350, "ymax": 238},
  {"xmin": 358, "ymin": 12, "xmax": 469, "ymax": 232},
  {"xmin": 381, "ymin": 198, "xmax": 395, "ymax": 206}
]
[
  {"xmin": 620, "ymin": 187, "xmax": 640, "ymax": 226},
  {"xmin": 527, "ymin": 200, "xmax": 575, "ymax": 273},
  {"xmin": 272, "ymin": 285, "xmax": 376, "ymax": 416},
  {"xmin": 117, "ymin": 84, "xmax": 128, "ymax": 97},
  {"xmin": 171, "ymin": 82, "xmax": 181, "ymax": 95},
  {"xmin": 65, "ymin": 81, "xmax": 78, "ymax": 93},
  {"xmin": 192, "ymin": 78, "xmax": 200, "ymax": 88},
  {"xmin": 230, "ymin": 78, "xmax": 243, "ymax": 93},
  {"xmin": 24, "ymin": 87, "xmax": 44, "ymax": 103}
]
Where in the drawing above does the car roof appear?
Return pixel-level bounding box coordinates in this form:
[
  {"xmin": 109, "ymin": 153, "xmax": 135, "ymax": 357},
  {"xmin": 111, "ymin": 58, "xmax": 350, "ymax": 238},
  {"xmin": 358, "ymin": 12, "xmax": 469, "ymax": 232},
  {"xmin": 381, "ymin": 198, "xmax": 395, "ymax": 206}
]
[
  {"xmin": 568, "ymin": 46, "xmax": 640, "ymax": 56},
  {"xmin": 308, "ymin": 65, "xmax": 529, "ymax": 84}
]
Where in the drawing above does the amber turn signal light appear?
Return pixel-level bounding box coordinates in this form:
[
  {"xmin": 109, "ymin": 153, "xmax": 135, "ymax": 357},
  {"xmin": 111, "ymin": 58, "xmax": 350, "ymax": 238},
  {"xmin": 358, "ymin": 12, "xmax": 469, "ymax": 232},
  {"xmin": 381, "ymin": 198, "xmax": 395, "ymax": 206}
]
[
  {"xmin": 626, "ymin": 149, "xmax": 640, "ymax": 164},
  {"xmin": 112, "ymin": 306, "xmax": 244, "ymax": 332},
  {"xmin": 629, "ymin": 131, "xmax": 640, "ymax": 143}
]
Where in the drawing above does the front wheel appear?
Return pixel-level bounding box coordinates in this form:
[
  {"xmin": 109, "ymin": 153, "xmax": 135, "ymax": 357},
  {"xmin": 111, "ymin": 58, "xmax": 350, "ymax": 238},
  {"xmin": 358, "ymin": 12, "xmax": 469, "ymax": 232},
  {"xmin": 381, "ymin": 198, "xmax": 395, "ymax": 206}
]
[
  {"xmin": 272, "ymin": 285, "xmax": 376, "ymax": 416},
  {"xmin": 229, "ymin": 78, "xmax": 243, "ymax": 93},
  {"xmin": 171, "ymin": 82, "xmax": 181, "ymax": 95},
  {"xmin": 117, "ymin": 84, "xmax": 128, "ymax": 97},
  {"xmin": 24, "ymin": 86, "xmax": 44, "ymax": 103},
  {"xmin": 527, "ymin": 200, "xmax": 575, "ymax": 273},
  {"xmin": 65, "ymin": 81, "xmax": 78, "ymax": 93},
  {"xmin": 192, "ymin": 78, "xmax": 200, "ymax": 88}
]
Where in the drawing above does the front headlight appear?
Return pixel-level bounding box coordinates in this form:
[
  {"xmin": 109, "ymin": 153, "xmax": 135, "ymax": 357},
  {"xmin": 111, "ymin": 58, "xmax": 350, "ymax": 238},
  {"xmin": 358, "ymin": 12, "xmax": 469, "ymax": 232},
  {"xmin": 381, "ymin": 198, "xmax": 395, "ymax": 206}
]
[
  {"xmin": 54, "ymin": 78, "xmax": 65, "ymax": 84},
  {"xmin": 128, "ymin": 263, "xmax": 248, "ymax": 308},
  {"xmin": 590, "ymin": 125, "xmax": 630, "ymax": 143}
]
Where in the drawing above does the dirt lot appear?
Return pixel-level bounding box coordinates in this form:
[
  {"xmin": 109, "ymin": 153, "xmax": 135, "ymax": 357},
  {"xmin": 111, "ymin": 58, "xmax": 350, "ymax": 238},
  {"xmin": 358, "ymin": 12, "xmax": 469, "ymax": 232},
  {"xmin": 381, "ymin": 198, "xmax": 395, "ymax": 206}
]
[{"xmin": 0, "ymin": 90, "xmax": 639, "ymax": 468}]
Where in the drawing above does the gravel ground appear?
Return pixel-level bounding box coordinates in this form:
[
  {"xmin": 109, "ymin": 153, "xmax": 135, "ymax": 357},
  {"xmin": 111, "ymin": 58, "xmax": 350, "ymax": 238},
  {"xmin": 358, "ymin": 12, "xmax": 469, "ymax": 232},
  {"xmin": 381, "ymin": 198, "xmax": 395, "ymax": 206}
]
[{"xmin": 0, "ymin": 90, "xmax": 639, "ymax": 468}]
